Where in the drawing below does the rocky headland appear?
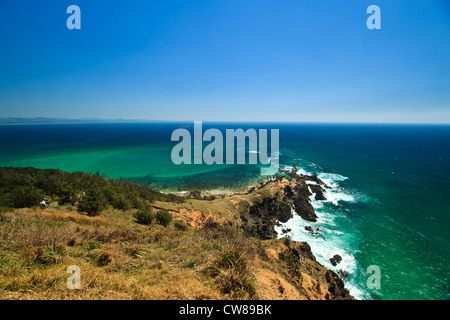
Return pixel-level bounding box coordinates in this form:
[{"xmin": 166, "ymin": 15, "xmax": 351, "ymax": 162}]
[{"xmin": 155, "ymin": 165, "xmax": 354, "ymax": 300}]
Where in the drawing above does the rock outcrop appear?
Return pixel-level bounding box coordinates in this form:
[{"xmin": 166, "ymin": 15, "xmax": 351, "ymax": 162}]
[
  {"xmin": 236, "ymin": 170, "xmax": 353, "ymax": 300},
  {"xmin": 239, "ymin": 170, "xmax": 328, "ymax": 239},
  {"xmin": 330, "ymin": 254, "xmax": 343, "ymax": 266},
  {"xmin": 154, "ymin": 168, "xmax": 354, "ymax": 300},
  {"xmin": 309, "ymin": 184, "xmax": 327, "ymax": 200},
  {"xmin": 242, "ymin": 197, "xmax": 292, "ymax": 239},
  {"xmin": 256, "ymin": 239, "xmax": 354, "ymax": 300}
]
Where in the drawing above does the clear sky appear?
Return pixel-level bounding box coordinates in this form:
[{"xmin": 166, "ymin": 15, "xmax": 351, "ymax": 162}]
[{"xmin": 0, "ymin": 0, "xmax": 449, "ymax": 123}]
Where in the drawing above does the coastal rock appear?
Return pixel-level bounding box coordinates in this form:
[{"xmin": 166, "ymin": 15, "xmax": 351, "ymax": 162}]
[
  {"xmin": 289, "ymin": 240, "xmax": 316, "ymax": 261},
  {"xmin": 329, "ymin": 254, "xmax": 342, "ymax": 266},
  {"xmin": 291, "ymin": 184, "xmax": 317, "ymax": 222},
  {"xmin": 307, "ymin": 175, "xmax": 326, "ymax": 186},
  {"xmin": 279, "ymin": 240, "xmax": 354, "ymax": 300},
  {"xmin": 243, "ymin": 197, "xmax": 293, "ymax": 239},
  {"xmin": 324, "ymin": 270, "xmax": 351, "ymax": 299},
  {"xmin": 309, "ymin": 184, "xmax": 327, "ymax": 201},
  {"xmin": 282, "ymin": 178, "xmax": 317, "ymax": 222},
  {"xmin": 240, "ymin": 174, "xmax": 323, "ymax": 239}
]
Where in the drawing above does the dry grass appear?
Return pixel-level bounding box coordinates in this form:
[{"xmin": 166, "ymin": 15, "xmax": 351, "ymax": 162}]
[
  {"xmin": 0, "ymin": 200, "xmax": 338, "ymax": 300},
  {"xmin": 0, "ymin": 206, "xmax": 264, "ymax": 300}
]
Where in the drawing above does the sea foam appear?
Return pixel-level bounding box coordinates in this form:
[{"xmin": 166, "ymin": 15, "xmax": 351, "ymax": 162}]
[{"xmin": 275, "ymin": 166, "xmax": 369, "ymax": 299}]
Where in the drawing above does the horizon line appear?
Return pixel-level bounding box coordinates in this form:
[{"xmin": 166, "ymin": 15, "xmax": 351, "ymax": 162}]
[{"xmin": 0, "ymin": 117, "xmax": 449, "ymax": 126}]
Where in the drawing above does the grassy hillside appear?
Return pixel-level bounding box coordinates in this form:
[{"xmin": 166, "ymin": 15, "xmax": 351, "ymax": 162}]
[{"xmin": 0, "ymin": 167, "xmax": 352, "ymax": 300}]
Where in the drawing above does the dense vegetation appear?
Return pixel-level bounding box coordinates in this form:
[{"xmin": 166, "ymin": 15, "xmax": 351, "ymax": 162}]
[{"xmin": 0, "ymin": 167, "xmax": 183, "ymax": 215}]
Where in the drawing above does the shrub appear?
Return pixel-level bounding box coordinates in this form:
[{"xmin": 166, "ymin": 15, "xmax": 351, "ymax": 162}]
[
  {"xmin": 0, "ymin": 206, "xmax": 13, "ymax": 214},
  {"xmin": 57, "ymin": 184, "xmax": 77, "ymax": 205},
  {"xmin": 173, "ymin": 220, "xmax": 188, "ymax": 231},
  {"xmin": 27, "ymin": 242, "xmax": 66, "ymax": 265},
  {"xmin": 39, "ymin": 243, "xmax": 65, "ymax": 264},
  {"xmin": 189, "ymin": 190, "xmax": 202, "ymax": 199},
  {"xmin": 133, "ymin": 210, "xmax": 155, "ymax": 225},
  {"xmin": 156, "ymin": 210, "xmax": 172, "ymax": 227},
  {"xmin": 112, "ymin": 194, "xmax": 131, "ymax": 210},
  {"xmin": 278, "ymin": 250, "xmax": 302, "ymax": 281},
  {"xmin": 337, "ymin": 269, "xmax": 350, "ymax": 281},
  {"xmin": 208, "ymin": 248, "xmax": 255, "ymax": 299},
  {"xmin": 78, "ymin": 189, "xmax": 104, "ymax": 216},
  {"xmin": 8, "ymin": 186, "xmax": 43, "ymax": 208}
]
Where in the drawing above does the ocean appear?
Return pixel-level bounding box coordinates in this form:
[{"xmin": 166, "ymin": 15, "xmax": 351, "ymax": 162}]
[{"xmin": 0, "ymin": 122, "xmax": 448, "ymax": 300}]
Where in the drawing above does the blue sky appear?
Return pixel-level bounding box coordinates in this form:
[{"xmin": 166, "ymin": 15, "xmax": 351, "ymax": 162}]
[{"xmin": 0, "ymin": 0, "xmax": 449, "ymax": 123}]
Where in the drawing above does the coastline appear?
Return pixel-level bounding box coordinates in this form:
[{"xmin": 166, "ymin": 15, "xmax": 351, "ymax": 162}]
[
  {"xmin": 0, "ymin": 166, "xmax": 354, "ymax": 300},
  {"xmin": 157, "ymin": 165, "xmax": 358, "ymax": 298},
  {"xmin": 177, "ymin": 166, "xmax": 366, "ymax": 299}
]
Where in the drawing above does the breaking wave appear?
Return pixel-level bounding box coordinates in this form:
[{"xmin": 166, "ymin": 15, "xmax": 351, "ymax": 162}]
[{"xmin": 275, "ymin": 165, "xmax": 370, "ymax": 299}]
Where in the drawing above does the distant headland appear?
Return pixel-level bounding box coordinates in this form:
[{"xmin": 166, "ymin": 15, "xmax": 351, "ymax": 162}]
[{"xmin": 0, "ymin": 117, "xmax": 161, "ymax": 125}]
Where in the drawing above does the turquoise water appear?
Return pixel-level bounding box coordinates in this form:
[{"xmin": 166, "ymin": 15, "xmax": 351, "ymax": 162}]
[{"xmin": 0, "ymin": 122, "xmax": 448, "ymax": 300}]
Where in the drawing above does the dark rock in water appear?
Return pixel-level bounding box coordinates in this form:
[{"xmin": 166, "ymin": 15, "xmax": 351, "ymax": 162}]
[
  {"xmin": 290, "ymin": 183, "xmax": 317, "ymax": 222},
  {"xmin": 330, "ymin": 254, "xmax": 342, "ymax": 266},
  {"xmin": 293, "ymin": 199, "xmax": 316, "ymax": 221},
  {"xmin": 305, "ymin": 225, "xmax": 320, "ymax": 235},
  {"xmin": 281, "ymin": 228, "xmax": 291, "ymax": 234},
  {"xmin": 306, "ymin": 174, "xmax": 327, "ymax": 185},
  {"xmin": 309, "ymin": 184, "xmax": 327, "ymax": 201},
  {"xmin": 282, "ymin": 184, "xmax": 316, "ymax": 222}
]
